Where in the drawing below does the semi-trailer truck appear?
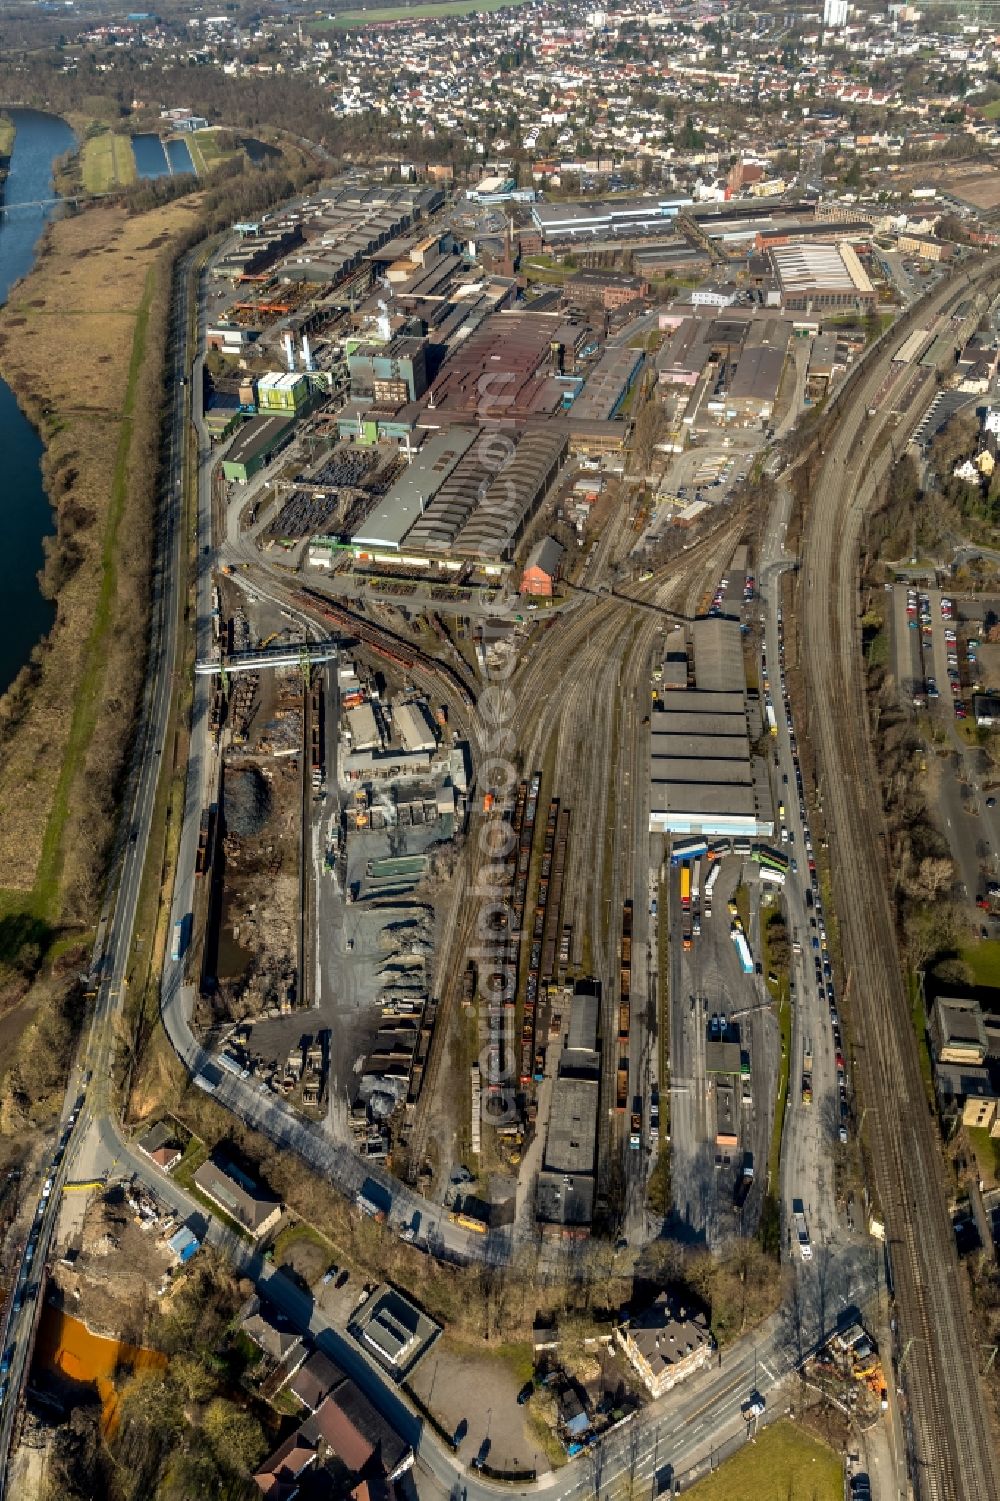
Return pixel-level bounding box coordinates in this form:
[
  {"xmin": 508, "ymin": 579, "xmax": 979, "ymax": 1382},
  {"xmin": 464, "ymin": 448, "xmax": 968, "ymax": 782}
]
[
  {"xmin": 171, "ymin": 915, "xmax": 189, "ymax": 964},
  {"xmin": 792, "ymin": 1200, "xmax": 812, "ymax": 1259},
  {"xmin": 732, "ymin": 927, "xmax": 753, "ymax": 973},
  {"xmin": 680, "ymin": 865, "xmax": 691, "ymax": 911}
]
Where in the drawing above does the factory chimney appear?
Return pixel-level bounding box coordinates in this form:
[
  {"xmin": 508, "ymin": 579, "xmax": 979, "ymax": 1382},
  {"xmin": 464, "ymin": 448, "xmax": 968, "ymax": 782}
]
[
  {"xmin": 301, "ymin": 334, "xmax": 316, "ymax": 372},
  {"xmin": 283, "ymin": 332, "xmax": 296, "ymax": 372}
]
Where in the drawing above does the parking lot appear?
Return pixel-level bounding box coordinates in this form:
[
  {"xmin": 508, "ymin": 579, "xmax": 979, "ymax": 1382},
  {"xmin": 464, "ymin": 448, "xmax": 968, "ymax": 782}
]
[
  {"xmin": 667, "ymin": 851, "xmax": 778, "ymax": 1248},
  {"xmin": 890, "ymin": 582, "xmax": 1000, "ymax": 920}
]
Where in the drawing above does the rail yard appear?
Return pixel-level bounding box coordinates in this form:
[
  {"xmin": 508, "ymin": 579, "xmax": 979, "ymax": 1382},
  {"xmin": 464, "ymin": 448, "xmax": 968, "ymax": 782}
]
[
  {"xmin": 6, "ymin": 177, "xmax": 1000, "ymax": 1501},
  {"xmin": 797, "ymin": 259, "xmax": 1000, "ymax": 1501}
]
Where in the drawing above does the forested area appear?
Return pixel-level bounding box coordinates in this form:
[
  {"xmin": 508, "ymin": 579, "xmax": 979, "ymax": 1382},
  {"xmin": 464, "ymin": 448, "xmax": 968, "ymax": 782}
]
[{"xmin": 0, "ymin": 55, "xmax": 475, "ymax": 170}]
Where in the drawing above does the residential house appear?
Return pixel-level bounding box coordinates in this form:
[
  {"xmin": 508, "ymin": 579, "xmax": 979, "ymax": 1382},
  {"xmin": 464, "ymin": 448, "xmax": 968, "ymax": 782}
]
[
  {"xmin": 136, "ymin": 1121, "xmax": 182, "ymax": 1173},
  {"xmin": 616, "ymin": 1291, "xmax": 713, "ymax": 1398},
  {"xmin": 930, "ymin": 997, "xmax": 988, "ymax": 1066},
  {"xmin": 192, "ymin": 1155, "xmax": 282, "ymax": 1240},
  {"xmin": 255, "ymin": 1357, "xmax": 413, "ymax": 1500},
  {"xmin": 288, "ymin": 1349, "xmax": 345, "ymax": 1412}
]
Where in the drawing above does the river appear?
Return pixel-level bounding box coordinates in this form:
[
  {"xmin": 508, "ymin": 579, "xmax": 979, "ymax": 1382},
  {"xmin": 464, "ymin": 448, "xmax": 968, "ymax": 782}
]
[{"xmin": 0, "ymin": 107, "xmax": 76, "ymax": 700}]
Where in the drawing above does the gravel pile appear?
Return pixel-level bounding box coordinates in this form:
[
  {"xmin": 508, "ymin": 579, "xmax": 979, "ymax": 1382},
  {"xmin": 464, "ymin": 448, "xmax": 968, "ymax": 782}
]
[{"xmin": 225, "ymin": 765, "xmax": 272, "ymax": 838}]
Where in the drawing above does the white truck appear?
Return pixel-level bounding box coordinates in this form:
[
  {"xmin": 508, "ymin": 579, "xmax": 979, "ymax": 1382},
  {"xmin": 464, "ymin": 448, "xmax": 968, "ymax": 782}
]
[{"xmin": 792, "ymin": 1198, "xmax": 812, "ymax": 1260}]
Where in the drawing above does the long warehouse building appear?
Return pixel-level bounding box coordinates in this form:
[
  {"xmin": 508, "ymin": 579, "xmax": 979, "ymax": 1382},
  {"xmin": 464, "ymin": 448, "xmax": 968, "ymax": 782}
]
[
  {"xmin": 349, "ymin": 424, "xmax": 567, "ymax": 566},
  {"xmin": 649, "ymin": 618, "xmax": 774, "ymax": 837}
]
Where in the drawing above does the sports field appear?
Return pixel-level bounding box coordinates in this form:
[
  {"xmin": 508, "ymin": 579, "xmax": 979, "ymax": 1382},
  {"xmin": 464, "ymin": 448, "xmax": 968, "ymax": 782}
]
[{"xmin": 81, "ymin": 130, "xmax": 137, "ymax": 193}]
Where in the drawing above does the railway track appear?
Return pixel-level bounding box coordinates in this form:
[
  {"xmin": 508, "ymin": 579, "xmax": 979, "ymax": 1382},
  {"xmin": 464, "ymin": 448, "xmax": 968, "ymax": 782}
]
[
  {"xmin": 799, "ymin": 257, "xmax": 1000, "ymax": 1501},
  {"xmin": 405, "ymin": 496, "xmax": 746, "ymax": 1192}
]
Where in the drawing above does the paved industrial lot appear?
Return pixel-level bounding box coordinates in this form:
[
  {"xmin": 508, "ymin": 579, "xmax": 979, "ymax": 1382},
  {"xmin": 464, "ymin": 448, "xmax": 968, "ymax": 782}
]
[{"xmin": 667, "ymin": 853, "xmax": 779, "ymax": 1248}]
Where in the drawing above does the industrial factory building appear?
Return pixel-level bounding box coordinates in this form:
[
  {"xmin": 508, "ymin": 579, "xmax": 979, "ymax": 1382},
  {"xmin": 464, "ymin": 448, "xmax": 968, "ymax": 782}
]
[
  {"xmin": 348, "ymin": 336, "xmax": 429, "ymax": 404},
  {"xmin": 570, "ymin": 346, "xmax": 644, "ymax": 422},
  {"xmin": 221, "ymin": 414, "xmax": 295, "ymax": 485},
  {"xmin": 531, "ymin": 195, "xmax": 691, "ymax": 244},
  {"xmin": 536, "ymin": 986, "xmax": 601, "ymax": 1237},
  {"xmin": 351, "ymin": 427, "xmax": 479, "ymax": 554},
  {"xmin": 349, "ymin": 424, "xmax": 567, "ymax": 567},
  {"xmin": 425, "ymin": 309, "xmax": 589, "ymax": 419},
  {"xmin": 769, "ymin": 242, "xmax": 876, "ymax": 312}
]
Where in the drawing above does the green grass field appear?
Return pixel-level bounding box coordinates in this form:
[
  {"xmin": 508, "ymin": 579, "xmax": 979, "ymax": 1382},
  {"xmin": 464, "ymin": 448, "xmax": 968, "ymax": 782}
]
[
  {"xmin": 80, "ymin": 130, "xmax": 137, "ymax": 194},
  {"xmin": 980, "ymin": 98, "xmax": 1000, "ymax": 119},
  {"xmin": 687, "ymin": 1419, "xmax": 842, "ymax": 1501},
  {"xmin": 967, "ymin": 1125, "xmax": 1000, "ymax": 1186},
  {"xmin": 188, "ymin": 129, "xmax": 242, "ymax": 175},
  {"xmin": 960, "ymin": 938, "xmax": 1000, "ymax": 990},
  {"xmin": 315, "ymin": 0, "xmax": 529, "ymax": 26}
]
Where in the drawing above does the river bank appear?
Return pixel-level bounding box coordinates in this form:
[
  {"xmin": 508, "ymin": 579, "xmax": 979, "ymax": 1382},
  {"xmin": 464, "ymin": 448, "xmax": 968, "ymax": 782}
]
[
  {"xmin": 0, "ymin": 194, "xmax": 201, "ymax": 916},
  {"xmin": 0, "ymin": 108, "xmax": 75, "ymax": 709},
  {"xmin": 0, "ymin": 114, "xmax": 15, "ymax": 180}
]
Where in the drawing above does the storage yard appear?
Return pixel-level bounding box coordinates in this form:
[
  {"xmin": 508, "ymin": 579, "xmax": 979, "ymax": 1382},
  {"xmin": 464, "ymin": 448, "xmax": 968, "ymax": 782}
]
[{"xmin": 198, "ymin": 679, "xmax": 305, "ymax": 1028}]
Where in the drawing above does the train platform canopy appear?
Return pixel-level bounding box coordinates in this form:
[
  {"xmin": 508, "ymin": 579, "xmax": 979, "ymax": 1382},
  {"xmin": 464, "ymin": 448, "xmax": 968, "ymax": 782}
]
[{"xmin": 650, "ymin": 733, "xmax": 749, "ymax": 762}]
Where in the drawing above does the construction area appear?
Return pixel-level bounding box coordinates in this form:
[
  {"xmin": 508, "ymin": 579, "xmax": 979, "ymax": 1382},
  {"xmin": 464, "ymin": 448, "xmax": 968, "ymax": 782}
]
[
  {"xmin": 803, "ymin": 1320, "xmax": 890, "ymax": 1423},
  {"xmin": 320, "ymin": 652, "xmax": 469, "ymax": 1163},
  {"xmin": 198, "ymin": 688, "xmax": 305, "ymax": 1028}
]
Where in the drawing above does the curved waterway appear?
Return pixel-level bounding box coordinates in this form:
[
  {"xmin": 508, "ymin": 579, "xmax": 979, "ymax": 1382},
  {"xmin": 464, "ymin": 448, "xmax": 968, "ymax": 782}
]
[{"xmin": 0, "ymin": 107, "xmax": 76, "ymax": 699}]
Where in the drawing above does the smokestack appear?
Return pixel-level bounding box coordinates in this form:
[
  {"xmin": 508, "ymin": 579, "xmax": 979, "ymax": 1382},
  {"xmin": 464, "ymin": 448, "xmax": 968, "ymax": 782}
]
[
  {"xmin": 283, "ymin": 332, "xmax": 296, "ymax": 372},
  {"xmin": 302, "ymin": 333, "xmax": 315, "ymax": 372}
]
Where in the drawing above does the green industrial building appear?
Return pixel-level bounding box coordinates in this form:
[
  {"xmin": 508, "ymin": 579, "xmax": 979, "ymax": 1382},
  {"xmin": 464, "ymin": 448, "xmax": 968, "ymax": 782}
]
[
  {"xmin": 257, "ymin": 371, "xmax": 311, "ymax": 413},
  {"xmin": 221, "ymin": 413, "xmax": 294, "ymax": 484}
]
